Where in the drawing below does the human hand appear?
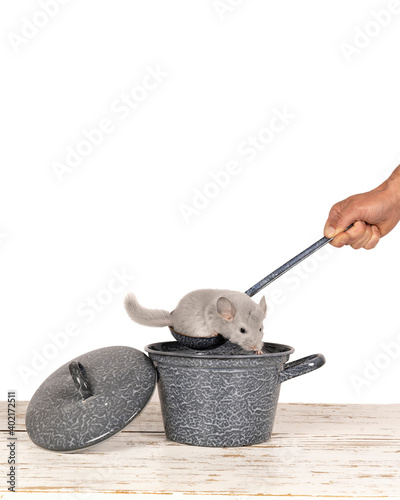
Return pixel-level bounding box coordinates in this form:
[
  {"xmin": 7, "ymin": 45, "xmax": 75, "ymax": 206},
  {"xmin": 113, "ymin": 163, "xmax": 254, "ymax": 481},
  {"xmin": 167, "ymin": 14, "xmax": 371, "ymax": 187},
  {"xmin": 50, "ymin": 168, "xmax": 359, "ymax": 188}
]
[{"xmin": 324, "ymin": 175, "xmax": 400, "ymax": 249}]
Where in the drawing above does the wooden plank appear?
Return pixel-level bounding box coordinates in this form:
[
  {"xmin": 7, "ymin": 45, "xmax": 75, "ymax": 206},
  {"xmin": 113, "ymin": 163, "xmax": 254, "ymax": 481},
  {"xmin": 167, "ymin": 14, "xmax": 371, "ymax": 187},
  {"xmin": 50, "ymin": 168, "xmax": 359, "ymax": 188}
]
[
  {"xmin": 3, "ymin": 399, "xmax": 398, "ymax": 436},
  {"xmin": 1, "ymin": 401, "xmax": 399, "ymax": 497}
]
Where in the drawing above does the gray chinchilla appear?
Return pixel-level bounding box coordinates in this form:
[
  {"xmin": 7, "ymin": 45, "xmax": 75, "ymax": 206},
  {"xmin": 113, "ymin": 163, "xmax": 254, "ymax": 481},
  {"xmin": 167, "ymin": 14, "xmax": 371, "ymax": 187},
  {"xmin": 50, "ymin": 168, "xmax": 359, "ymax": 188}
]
[{"xmin": 124, "ymin": 289, "xmax": 267, "ymax": 354}]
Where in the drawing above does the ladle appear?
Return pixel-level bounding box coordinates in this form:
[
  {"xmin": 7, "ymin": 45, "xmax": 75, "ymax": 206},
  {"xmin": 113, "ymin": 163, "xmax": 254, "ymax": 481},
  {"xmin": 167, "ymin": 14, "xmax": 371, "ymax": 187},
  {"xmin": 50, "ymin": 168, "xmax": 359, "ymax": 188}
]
[{"xmin": 172, "ymin": 225, "xmax": 352, "ymax": 349}]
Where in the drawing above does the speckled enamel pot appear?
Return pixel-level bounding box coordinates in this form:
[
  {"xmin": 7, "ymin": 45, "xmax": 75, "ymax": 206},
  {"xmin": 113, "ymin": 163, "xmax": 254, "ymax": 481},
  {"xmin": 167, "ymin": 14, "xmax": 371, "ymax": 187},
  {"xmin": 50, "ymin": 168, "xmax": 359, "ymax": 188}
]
[{"xmin": 145, "ymin": 341, "xmax": 325, "ymax": 448}]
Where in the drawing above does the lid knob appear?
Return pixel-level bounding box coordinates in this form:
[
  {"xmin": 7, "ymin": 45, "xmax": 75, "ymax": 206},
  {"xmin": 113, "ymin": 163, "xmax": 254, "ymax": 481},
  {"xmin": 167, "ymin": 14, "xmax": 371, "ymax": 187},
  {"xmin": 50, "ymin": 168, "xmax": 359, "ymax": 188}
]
[{"xmin": 69, "ymin": 360, "xmax": 93, "ymax": 400}]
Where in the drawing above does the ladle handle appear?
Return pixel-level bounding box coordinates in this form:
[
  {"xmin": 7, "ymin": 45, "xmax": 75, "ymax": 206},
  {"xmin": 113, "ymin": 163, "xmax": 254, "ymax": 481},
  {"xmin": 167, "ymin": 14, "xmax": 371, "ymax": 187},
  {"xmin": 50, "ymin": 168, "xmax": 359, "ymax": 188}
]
[{"xmin": 245, "ymin": 224, "xmax": 353, "ymax": 297}]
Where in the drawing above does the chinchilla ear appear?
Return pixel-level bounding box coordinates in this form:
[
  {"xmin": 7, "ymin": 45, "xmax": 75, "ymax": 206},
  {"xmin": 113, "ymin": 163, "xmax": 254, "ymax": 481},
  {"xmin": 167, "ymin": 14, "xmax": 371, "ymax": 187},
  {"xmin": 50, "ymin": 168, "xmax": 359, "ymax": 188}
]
[
  {"xmin": 259, "ymin": 296, "xmax": 267, "ymax": 314},
  {"xmin": 216, "ymin": 297, "xmax": 236, "ymax": 321}
]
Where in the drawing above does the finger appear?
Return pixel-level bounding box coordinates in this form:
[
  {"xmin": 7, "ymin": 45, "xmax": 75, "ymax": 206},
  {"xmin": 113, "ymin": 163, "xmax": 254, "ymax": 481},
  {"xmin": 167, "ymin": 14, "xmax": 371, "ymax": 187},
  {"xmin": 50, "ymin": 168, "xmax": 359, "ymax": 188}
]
[
  {"xmin": 324, "ymin": 200, "xmax": 358, "ymax": 239},
  {"xmin": 351, "ymin": 224, "xmax": 374, "ymax": 249},
  {"xmin": 330, "ymin": 220, "xmax": 367, "ymax": 248},
  {"xmin": 363, "ymin": 225, "xmax": 381, "ymax": 250}
]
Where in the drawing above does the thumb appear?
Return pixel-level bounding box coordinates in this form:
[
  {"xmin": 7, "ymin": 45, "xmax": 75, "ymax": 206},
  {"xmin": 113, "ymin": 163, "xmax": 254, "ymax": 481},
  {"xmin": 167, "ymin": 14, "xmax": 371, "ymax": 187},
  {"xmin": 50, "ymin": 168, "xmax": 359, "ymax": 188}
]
[{"xmin": 324, "ymin": 201, "xmax": 357, "ymax": 238}]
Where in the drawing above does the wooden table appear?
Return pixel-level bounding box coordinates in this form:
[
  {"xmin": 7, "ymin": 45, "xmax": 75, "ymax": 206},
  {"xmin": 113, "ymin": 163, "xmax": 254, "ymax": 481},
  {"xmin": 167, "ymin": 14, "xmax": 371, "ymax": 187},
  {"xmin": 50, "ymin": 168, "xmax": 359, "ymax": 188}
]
[{"xmin": 1, "ymin": 396, "xmax": 399, "ymax": 498}]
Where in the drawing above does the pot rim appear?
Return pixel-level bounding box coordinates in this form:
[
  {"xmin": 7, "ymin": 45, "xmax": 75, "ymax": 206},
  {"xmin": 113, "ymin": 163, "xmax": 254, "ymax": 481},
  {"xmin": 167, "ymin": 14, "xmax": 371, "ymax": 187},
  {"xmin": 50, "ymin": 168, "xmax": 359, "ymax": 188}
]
[{"xmin": 145, "ymin": 341, "xmax": 295, "ymax": 360}]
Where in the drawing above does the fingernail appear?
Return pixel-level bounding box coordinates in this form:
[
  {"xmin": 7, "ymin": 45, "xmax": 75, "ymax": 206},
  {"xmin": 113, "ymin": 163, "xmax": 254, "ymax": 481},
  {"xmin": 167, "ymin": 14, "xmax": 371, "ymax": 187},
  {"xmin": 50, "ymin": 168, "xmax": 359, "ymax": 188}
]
[
  {"xmin": 339, "ymin": 236, "xmax": 348, "ymax": 246},
  {"xmin": 325, "ymin": 226, "xmax": 335, "ymax": 238}
]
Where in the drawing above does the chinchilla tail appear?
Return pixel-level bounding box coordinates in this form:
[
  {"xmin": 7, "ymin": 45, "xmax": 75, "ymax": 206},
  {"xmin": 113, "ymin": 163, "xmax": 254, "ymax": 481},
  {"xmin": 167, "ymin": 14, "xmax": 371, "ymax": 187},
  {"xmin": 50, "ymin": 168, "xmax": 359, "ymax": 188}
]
[{"xmin": 124, "ymin": 293, "xmax": 173, "ymax": 327}]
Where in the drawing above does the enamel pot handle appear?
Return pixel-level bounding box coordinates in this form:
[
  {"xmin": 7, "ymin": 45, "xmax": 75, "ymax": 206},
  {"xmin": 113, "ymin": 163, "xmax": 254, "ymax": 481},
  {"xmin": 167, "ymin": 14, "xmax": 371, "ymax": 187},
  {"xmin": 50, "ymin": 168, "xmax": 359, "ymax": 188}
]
[{"xmin": 279, "ymin": 353, "xmax": 326, "ymax": 383}]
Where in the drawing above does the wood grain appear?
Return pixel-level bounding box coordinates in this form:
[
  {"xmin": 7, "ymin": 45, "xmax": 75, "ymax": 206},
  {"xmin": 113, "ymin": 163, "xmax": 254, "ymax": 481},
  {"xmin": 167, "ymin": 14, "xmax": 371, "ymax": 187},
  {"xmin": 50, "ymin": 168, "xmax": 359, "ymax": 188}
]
[{"xmin": 1, "ymin": 396, "xmax": 399, "ymax": 497}]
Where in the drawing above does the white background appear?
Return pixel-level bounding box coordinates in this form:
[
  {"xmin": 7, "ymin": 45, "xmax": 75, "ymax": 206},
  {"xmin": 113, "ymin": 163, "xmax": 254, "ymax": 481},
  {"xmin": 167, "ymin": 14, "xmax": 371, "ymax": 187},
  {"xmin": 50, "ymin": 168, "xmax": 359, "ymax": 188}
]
[{"xmin": 1, "ymin": 0, "xmax": 400, "ymax": 403}]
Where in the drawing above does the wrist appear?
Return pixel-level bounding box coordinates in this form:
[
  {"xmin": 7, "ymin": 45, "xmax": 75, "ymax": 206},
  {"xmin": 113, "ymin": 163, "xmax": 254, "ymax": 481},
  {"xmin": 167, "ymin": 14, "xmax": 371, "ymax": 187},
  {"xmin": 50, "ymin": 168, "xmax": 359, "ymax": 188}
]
[
  {"xmin": 386, "ymin": 166, "xmax": 400, "ymax": 209},
  {"xmin": 377, "ymin": 166, "xmax": 400, "ymax": 210}
]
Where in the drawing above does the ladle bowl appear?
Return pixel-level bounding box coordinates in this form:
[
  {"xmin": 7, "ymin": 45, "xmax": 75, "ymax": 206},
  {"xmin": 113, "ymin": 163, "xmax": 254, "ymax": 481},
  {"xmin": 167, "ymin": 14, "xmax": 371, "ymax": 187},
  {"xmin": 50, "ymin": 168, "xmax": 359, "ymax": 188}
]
[{"xmin": 169, "ymin": 326, "xmax": 226, "ymax": 350}]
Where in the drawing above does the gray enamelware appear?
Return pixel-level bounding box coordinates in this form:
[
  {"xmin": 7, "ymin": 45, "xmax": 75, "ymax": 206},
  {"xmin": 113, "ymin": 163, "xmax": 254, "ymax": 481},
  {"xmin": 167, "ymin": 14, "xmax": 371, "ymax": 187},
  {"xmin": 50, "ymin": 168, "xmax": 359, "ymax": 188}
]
[
  {"xmin": 26, "ymin": 341, "xmax": 325, "ymax": 451},
  {"xmin": 25, "ymin": 346, "xmax": 157, "ymax": 452},
  {"xmin": 145, "ymin": 341, "xmax": 325, "ymax": 447}
]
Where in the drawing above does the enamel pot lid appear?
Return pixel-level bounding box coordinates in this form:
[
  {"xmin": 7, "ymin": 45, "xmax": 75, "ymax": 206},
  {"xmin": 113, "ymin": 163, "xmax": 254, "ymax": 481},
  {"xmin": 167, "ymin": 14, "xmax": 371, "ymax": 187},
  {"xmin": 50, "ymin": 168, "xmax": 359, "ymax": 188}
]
[{"xmin": 26, "ymin": 346, "xmax": 157, "ymax": 452}]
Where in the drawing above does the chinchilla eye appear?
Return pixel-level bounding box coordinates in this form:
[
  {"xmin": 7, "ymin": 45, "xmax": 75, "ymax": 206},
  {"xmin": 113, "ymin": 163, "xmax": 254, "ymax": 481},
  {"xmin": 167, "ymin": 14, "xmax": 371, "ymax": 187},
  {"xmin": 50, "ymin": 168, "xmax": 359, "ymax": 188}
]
[
  {"xmin": 259, "ymin": 328, "xmax": 262, "ymax": 331},
  {"xmin": 240, "ymin": 328, "xmax": 246, "ymax": 334}
]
